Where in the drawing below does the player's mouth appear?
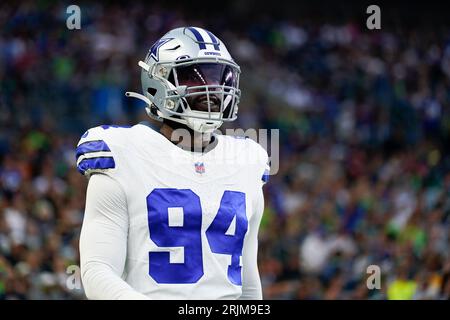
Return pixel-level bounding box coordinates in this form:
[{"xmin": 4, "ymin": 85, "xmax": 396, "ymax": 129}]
[{"xmin": 192, "ymin": 95, "xmax": 221, "ymax": 112}]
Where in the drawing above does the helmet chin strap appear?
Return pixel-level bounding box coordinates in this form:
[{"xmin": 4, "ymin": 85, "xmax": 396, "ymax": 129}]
[
  {"xmin": 160, "ymin": 112, "xmax": 221, "ymax": 133},
  {"xmin": 184, "ymin": 111, "xmax": 223, "ymax": 133}
]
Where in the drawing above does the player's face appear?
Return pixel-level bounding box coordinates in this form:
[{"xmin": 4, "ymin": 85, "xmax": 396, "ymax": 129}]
[{"xmin": 172, "ymin": 63, "xmax": 238, "ymax": 113}]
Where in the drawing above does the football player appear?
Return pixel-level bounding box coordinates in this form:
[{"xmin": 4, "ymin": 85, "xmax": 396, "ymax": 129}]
[{"xmin": 77, "ymin": 27, "xmax": 269, "ymax": 299}]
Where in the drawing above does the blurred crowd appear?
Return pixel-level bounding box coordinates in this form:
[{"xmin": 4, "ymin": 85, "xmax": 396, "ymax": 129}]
[{"xmin": 0, "ymin": 1, "xmax": 449, "ymax": 299}]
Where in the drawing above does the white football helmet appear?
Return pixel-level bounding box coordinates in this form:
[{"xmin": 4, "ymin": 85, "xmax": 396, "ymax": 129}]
[{"xmin": 126, "ymin": 27, "xmax": 241, "ymax": 133}]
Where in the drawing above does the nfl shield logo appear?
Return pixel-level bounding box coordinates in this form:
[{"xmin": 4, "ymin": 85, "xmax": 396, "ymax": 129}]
[{"xmin": 194, "ymin": 162, "xmax": 205, "ymax": 174}]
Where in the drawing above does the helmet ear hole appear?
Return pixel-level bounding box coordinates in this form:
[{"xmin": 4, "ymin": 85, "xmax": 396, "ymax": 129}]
[{"xmin": 147, "ymin": 88, "xmax": 157, "ymax": 96}]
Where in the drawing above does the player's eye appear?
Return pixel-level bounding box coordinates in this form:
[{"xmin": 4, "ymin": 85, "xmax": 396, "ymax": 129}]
[{"xmin": 176, "ymin": 63, "xmax": 230, "ymax": 87}]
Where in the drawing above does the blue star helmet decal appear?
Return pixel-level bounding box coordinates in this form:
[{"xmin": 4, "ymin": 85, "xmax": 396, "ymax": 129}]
[{"xmin": 148, "ymin": 37, "xmax": 174, "ymax": 62}]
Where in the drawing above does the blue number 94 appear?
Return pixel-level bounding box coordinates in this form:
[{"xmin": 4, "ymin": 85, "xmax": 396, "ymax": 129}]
[{"xmin": 146, "ymin": 189, "xmax": 248, "ymax": 285}]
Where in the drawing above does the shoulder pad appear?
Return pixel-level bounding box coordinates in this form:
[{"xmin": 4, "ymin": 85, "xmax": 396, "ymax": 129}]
[
  {"xmin": 246, "ymin": 138, "xmax": 270, "ymax": 185},
  {"xmin": 75, "ymin": 126, "xmax": 123, "ymax": 176}
]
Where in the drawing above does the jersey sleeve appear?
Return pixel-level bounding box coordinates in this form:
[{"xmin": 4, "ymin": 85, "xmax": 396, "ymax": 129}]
[
  {"xmin": 76, "ymin": 126, "xmax": 117, "ymax": 177},
  {"xmin": 239, "ymin": 182, "xmax": 264, "ymax": 300},
  {"xmin": 79, "ymin": 173, "xmax": 149, "ymax": 300},
  {"xmin": 238, "ymin": 139, "xmax": 268, "ymax": 300}
]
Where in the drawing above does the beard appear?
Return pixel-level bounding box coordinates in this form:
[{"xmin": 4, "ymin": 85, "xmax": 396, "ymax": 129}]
[{"xmin": 187, "ymin": 94, "xmax": 221, "ymax": 112}]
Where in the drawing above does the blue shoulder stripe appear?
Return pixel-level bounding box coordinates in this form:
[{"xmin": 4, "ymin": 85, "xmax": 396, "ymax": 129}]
[
  {"xmin": 77, "ymin": 157, "xmax": 116, "ymax": 175},
  {"xmin": 76, "ymin": 140, "xmax": 111, "ymax": 160},
  {"xmin": 262, "ymin": 169, "xmax": 270, "ymax": 183}
]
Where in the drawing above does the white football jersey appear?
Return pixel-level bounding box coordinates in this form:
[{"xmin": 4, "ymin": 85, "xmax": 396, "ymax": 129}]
[{"xmin": 77, "ymin": 123, "xmax": 269, "ymax": 299}]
